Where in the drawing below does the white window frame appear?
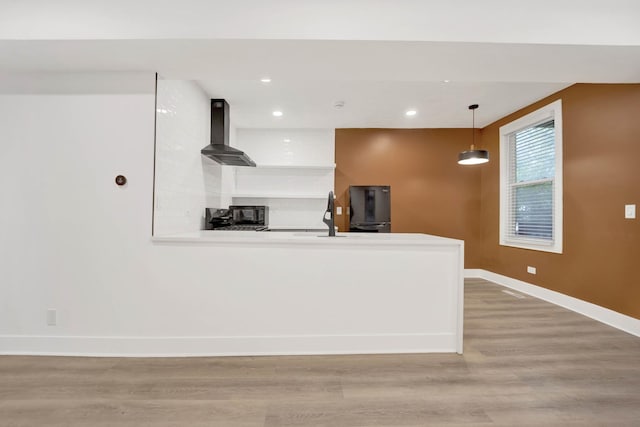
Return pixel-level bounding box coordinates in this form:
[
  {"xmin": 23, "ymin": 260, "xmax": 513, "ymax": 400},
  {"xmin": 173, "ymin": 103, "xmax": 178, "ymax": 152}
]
[{"xmin": 499, "ymin": 99, "xmax": 563, "ymax": 254}]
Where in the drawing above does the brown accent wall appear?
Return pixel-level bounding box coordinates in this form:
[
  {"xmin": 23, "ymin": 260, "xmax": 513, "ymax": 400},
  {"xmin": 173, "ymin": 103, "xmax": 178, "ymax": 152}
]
[
  {"xmin": 480, "ymin": 84, "xmax": 640, "ymax": 319},
  {"xmin": 335, "ymin": 128, "xmax": 482, "ymax": 267}
]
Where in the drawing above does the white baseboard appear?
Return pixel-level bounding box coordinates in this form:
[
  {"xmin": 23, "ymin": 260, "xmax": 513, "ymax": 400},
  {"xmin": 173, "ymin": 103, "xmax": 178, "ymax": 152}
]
[
  {"xmin": 464, "ymin": 269, "xmax": 640, "ymax": 338},
  {"xmin": 0, "ymin": 333, "xmax": 457, "ymax": 357},
  {"xmin": 5, "ymin": 271, "xmax": 636, "ymax": 356},
  {"xmin": 463, "ymin": 269, "xmax": 484, "ymax": 278}
]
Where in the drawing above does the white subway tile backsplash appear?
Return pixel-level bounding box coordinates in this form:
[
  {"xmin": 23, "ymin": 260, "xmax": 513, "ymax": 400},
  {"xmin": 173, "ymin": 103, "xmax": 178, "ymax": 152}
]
[
  {"xmin": 154, "ymin": 80, "xmax": 223, "ymax": 235},
  {"xmin": 235, "ymin": 129, "xmax": 335, "ymax": 166},
  {"xmin": 233, "ymin": 128, "xmax": 335, "ymax": 228}
]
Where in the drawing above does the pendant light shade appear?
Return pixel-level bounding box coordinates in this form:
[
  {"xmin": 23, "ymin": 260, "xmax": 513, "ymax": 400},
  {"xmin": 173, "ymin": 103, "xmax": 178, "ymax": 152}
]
[
  {"xmin": 458, "ymin": 148, "xmax": 489, "ymax": 165},
  {"xmin": 458, "ymin": 104, "xmax": 489, "ymax": 165}
]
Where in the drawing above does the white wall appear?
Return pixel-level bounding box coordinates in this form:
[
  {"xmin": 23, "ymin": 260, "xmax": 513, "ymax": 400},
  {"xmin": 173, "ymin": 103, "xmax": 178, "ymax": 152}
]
[
  {"xmin": 0, "ymin": 71, "xmax": 156, "ymax": 339},
  {"xmin": 154, "ymin": 79, "xmax": 225, "ymax": 235}
]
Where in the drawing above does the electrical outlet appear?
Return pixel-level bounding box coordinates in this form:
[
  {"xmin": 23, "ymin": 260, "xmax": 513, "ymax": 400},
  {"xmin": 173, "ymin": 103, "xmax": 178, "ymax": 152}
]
[
  {"xmin": 625, "ymin": 204, "xmax": 636, "ymax": 219},
  {"xmin": 527, "ymin": 266, "xmax": 537, "ymax": 275},
  {"xmin": 47, "ymin": 309, "xmax": 57, "ymax": 326}
]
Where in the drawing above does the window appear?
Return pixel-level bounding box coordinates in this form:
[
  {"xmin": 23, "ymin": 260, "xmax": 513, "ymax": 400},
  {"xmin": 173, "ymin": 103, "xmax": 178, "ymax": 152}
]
[{"xmin": 500, "ymin": 100, "xmax": 563, "ymax": 253}]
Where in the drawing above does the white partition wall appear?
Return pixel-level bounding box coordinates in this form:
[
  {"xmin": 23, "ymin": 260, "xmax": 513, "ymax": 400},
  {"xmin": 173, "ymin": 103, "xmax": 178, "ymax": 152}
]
[{"xmin": 0, "ymin": 73, "xmax": 463, "ymax": 357}]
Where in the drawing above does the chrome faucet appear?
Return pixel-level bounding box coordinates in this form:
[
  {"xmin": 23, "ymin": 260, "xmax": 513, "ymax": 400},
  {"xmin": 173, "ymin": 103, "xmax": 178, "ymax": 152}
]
[{"xmin": 323, "ymin": 191, "xmax": 336, "ymax": 237}]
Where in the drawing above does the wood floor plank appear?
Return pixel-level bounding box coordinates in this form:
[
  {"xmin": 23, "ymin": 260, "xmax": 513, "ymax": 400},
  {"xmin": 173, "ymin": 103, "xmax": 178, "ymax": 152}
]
[
  {"xmin": 1, "ymin": 279, "xmax": 640, "ymax": 426},
  {"xmin": 263, "ymin": 398, "xmax": 492, "ymax": 426},
  {"xmin": 0, "ymin": 399, "xmax": 268, "ymax": 427}
]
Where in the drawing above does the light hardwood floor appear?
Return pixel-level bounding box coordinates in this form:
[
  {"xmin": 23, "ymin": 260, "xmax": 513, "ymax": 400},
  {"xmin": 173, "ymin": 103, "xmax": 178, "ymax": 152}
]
[{"xmin": 2, "ymin": 278, "xmax": 640, "ymax": 426}]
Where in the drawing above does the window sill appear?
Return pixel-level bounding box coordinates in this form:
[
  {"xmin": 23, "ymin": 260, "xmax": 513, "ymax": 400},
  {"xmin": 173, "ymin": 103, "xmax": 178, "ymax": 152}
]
[{"xmin": 500, "ymin": 239, "xmax": 562, "ymax": 254}]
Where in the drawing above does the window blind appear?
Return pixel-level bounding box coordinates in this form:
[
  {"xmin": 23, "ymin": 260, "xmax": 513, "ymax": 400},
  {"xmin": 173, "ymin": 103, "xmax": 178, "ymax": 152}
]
[{"xmin": 506, "ymin": 119, "xmax": 555, "ymax": 241}]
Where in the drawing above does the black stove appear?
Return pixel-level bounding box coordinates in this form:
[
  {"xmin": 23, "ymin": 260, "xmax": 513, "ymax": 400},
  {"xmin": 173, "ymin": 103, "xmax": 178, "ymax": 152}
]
[
  {"xmin": 213, "ymin": 225, "xmax": 268, "ymax": 231},
  {"xmin": 205, "ymin": 206, "xmax": 269, "ymax": 231}
]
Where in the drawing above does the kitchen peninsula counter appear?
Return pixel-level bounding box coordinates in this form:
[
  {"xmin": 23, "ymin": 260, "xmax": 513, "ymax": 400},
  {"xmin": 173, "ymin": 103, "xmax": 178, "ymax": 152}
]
[
  {"xmin": 150, "ymin": 231, "xmax": 464, "ymax": 356},
  {"xmin": 152, "ymin": 230, "xmax": 463, "ymax": 247}
]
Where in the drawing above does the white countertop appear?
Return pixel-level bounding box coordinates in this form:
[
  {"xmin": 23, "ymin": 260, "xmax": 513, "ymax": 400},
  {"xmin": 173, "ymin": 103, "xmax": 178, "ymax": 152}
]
[{"xmin": 152, "ymin": 230, "xmax": 463, "ymax": 247}]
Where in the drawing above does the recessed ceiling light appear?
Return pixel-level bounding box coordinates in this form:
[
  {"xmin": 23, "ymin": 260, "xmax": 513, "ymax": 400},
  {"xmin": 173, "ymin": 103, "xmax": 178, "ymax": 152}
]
[
  {"xmin": 260, "ymin": 77, "xmax": 271, "ymax": 83},
  {"xmin": 405, "ymin": 110, "xmax": 417, "ymax": 116},
  {"xmin": 443, "ymin": 79, "xmax": 451, "ymax": 83},
  {"xmin": 283, "ymin": 138, "xmax": 291, "ymax": 142},
  {"xmin": 272, "ymin": 110, "xmax": 283, "ymax": 117}
]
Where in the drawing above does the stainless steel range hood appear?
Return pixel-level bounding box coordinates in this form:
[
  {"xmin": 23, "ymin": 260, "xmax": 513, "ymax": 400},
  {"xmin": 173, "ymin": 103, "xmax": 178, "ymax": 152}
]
[{"xmin": 201, "ymin": 99, "xmax": 256, "ymax": 167}]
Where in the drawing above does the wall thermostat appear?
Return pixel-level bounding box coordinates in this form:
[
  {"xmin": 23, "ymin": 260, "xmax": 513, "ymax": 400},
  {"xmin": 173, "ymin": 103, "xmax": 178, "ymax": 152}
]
[{"xmin": 115, "ymin": 175, "xmax": 127, "ymax": 186}]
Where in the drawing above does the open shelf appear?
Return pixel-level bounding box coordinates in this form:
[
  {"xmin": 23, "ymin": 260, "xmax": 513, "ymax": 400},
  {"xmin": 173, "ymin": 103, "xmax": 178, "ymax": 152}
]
[
  {"xmin": 251, "ymin": 163, "xmax": 336, "ymax": 170},
  {"xmin": 233, "ymin": 164, "xmax": 334, "ymax": 200},
  {"xmin": 231, "ymin": 193, "xmax": 329, "ymax": 199}
]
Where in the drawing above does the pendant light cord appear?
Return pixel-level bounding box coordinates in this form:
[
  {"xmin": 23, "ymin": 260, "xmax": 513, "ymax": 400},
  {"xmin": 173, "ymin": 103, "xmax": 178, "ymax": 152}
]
[
  {"xmin": 472, "ymin": 107, "xmax": 475, "ymax": 149},
  {"xmin": 468, "ymin": 104, "xmax": 479, "ymax": 150}
]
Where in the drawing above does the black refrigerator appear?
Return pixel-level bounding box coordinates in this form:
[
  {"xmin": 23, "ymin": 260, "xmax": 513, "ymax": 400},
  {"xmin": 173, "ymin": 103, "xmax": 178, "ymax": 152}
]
[{"xmin": 349, "ymin": 185, "xmax": 391, "ymax": 232}]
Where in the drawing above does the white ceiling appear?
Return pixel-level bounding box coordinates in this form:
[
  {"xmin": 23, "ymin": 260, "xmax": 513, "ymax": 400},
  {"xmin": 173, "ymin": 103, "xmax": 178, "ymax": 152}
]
[{"xmin": 1, "ymin": 1, "xmax": 639, "ymax": 128}]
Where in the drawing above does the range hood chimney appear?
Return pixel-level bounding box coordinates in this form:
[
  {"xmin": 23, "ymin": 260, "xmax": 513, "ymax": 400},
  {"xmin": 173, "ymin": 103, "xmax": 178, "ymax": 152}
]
[{"xmin": 201, "ymin": 99, "xmax": 256, "ymax": 167}]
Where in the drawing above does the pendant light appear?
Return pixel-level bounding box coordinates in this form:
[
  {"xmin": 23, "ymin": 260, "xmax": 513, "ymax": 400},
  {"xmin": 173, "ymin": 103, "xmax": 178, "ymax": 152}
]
[{"xmin": 458, "ymin": 104, "xmax": 489, "ymax": 165}]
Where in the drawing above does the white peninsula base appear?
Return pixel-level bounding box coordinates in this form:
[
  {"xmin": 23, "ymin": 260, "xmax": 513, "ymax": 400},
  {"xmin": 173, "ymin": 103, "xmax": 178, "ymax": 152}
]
[
  {"xmin": 150, "ymin": 231, "xmax": 465, "ymax": 356},
  {"xmin": 1, "ymin": 232, "xmax": 464, "ymax": 357}
]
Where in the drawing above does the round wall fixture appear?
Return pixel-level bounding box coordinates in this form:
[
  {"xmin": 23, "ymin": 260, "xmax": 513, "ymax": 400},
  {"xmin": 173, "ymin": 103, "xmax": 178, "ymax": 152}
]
[{"xmin": 115, "ymin": 175, "xmax": 127, "ymax": 186}]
